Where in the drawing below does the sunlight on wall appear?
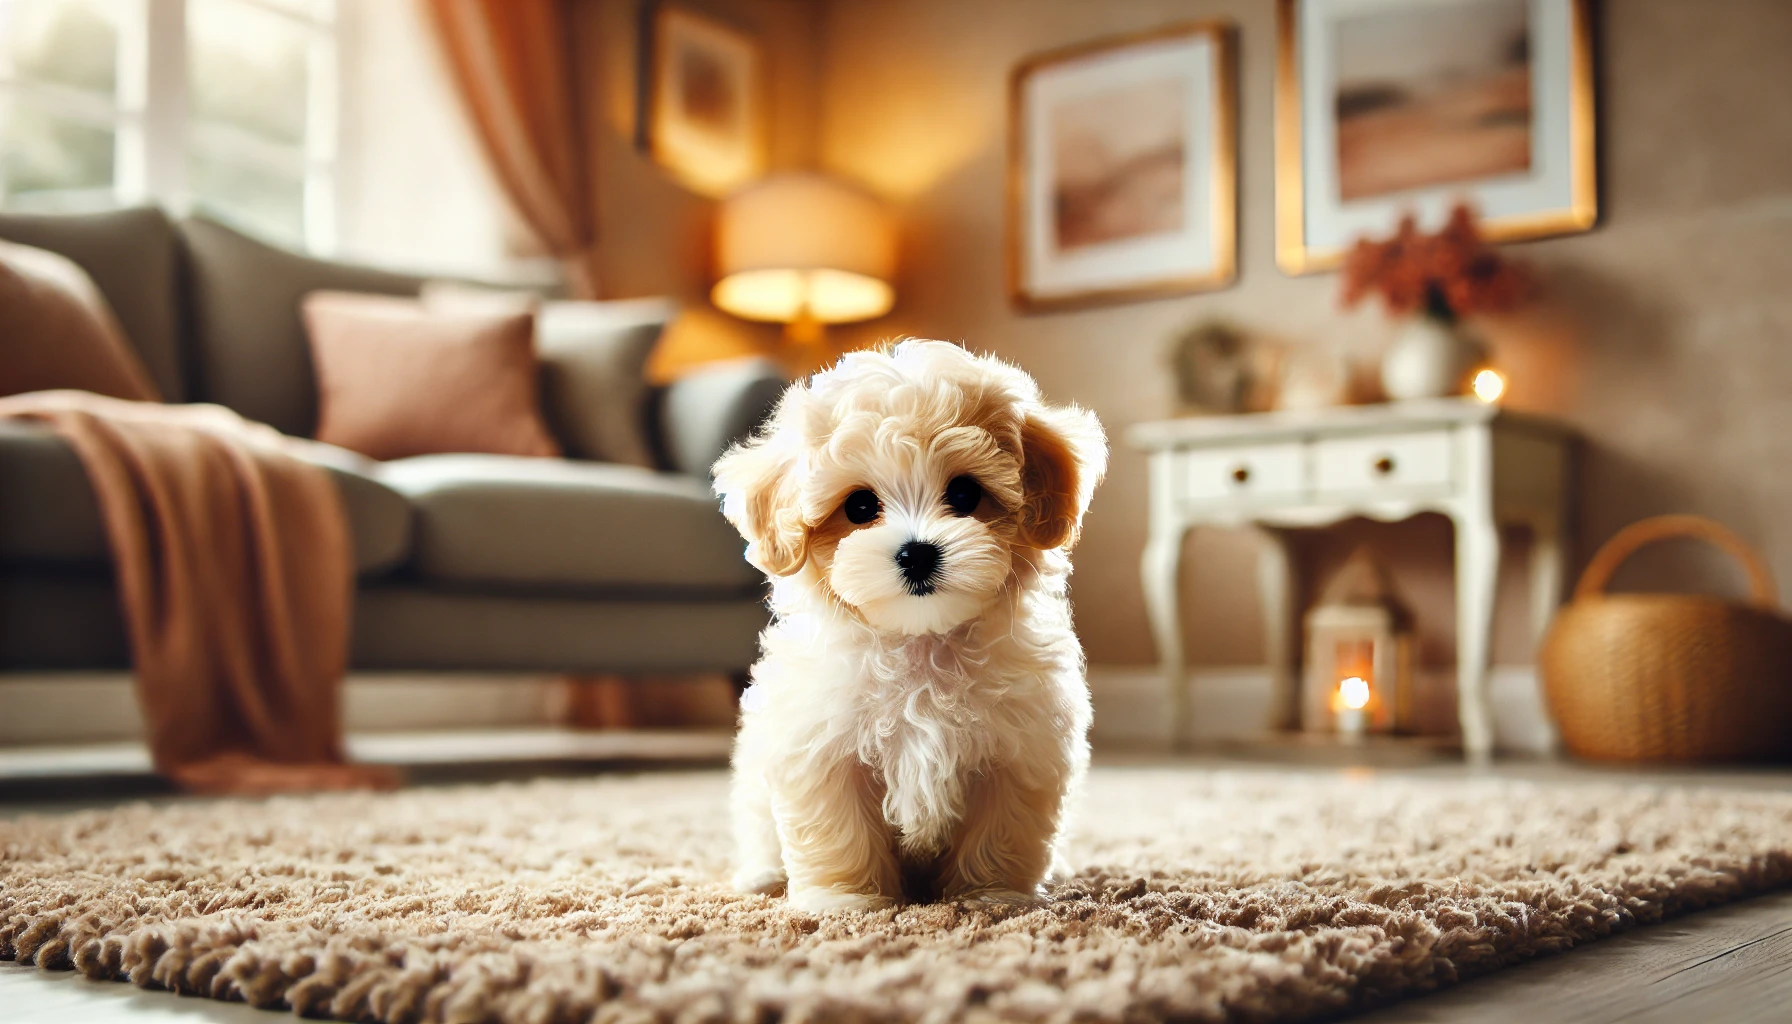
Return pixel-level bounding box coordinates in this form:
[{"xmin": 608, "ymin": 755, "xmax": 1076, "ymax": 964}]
[
  {"xmin": 820, "ymin": 66, "xmax": 994, "ymax": 201},
  {"xmin": 593, "ymin": 0, "xmax": 640, "ymax": 141},
  {"xmin": 334, "ymin": 0, "xmax": 524, "ymax": 279}
]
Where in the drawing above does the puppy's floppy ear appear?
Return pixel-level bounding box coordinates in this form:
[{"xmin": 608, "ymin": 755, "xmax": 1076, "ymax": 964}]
[
  {"xmin": 713, "ymin": 427, "xmax": 811, "ymax": 577},
  {"xmin": 1016, "ymin": 403, "xmax": 1108, "ymax": 551}
]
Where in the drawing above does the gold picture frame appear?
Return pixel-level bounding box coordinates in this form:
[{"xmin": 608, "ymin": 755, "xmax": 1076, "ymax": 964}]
[
  {"xmin": 649, "ymin": 5, "xmax": 767, "ymax": 198},
  {"xmin": 1008, "ymin": 22, "xmax": 1238, "ymax": 311},
  {"xmin": 1275, "ymin": 0, "xmax": 1596, "ymax": 275}
]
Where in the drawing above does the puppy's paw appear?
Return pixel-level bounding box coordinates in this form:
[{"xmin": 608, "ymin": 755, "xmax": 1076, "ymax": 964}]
[
  {"xmin": 731, "ymin": 866, "xmax": 788, "ymax": 896},
  {"xmin": 957, "ymin": 886, "xmax": 1045, "ymax": 908},
  {"xmin": 787, "ymin": 885, "xmax": 895, "ymax": 914}
]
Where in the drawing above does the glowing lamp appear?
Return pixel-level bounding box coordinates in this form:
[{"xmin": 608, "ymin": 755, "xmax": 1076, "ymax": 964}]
[
  {"xmin": 1472, "ymin": 368, "xmax": 1506, "ymax": 404},
  {"xmin": 1302, "ymin": 548, "xmax": 1416, "ymax": 738},
  {"xmin": 712, "ymin": 173, "xmax": 896, "ymax": 343}
]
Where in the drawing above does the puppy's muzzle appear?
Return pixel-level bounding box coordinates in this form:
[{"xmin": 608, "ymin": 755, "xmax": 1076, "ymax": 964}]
[{"xmin": 894, "ymin": 540, "xmax": 942, "ymax": 596}]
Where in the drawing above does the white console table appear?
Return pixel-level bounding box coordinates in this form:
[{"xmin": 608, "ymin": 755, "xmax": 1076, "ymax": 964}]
[{"xmin": 1128, "ymin": 399, "xmax": 1572, "ymax": 761}]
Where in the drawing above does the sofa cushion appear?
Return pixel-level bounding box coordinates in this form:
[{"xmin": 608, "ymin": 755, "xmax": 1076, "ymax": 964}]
[
  {"xmin": 375, "ymin": 454, "xmax": 760, "ymax": 593},
  {"xmin": 534, "ymin": 300, "xmax": 671, "ymax": 468},
  {"xmin": 0, "ymin": 206, "xmax": 188, "ymax": 401},
  {"xmin": 660, "ymin": 357, "xmax": 786, "ymax": 477},
  {"xmin": 303, "ymin": 292, "xmax": 560, "ymax": 461},
  {"xmin": 0, "ymin": 419, "xmax": 413, "ymax": 577},
  {"xmin": 181, "ymin": 216, "xmax": 425, "ymax": 437}
]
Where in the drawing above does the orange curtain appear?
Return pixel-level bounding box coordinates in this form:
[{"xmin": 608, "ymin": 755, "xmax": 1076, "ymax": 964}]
[{"xmin": 423, "ymin": 0, "xmax": 601, "ymax": 297}]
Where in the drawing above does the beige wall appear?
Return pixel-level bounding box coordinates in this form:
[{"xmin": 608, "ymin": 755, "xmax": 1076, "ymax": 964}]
[
  {"xmin": 334, "ymin": 0, "xmax": 523, "ymax": 278},
  {"xmin": 804, "ymin": 0, "xmax": 1792, "ymax": 682}
]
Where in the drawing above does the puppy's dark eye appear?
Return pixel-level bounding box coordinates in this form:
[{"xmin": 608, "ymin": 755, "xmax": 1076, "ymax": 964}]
[
  {"xmin": 844, "ymin": 489, "xmax": 881, "ymax": 524},
  {"xmin": 944, "ymin": 475, "xmax": 982, "ymax": 516}
]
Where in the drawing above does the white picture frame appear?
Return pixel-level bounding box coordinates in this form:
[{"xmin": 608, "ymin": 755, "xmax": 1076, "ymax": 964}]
[
  {"xmin": 1276, "ymin": 0, "xmax": 1597, "ymax": 274},
  {"xmin": 1008, "ymin": 22, "xmax": 1237, "ymax": 311},
  {"xmin": 650, "ymin": 6, "xmax": 766, "ymax": 198}
]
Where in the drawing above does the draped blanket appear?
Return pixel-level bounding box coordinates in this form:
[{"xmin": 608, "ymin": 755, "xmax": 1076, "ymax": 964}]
[{"xmin": 0, "ymin": 391, "xmax": 392, "ymax": 793}]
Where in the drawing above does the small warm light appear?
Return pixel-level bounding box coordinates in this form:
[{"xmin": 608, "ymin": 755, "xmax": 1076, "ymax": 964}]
[
  {"xmin": 712, "ymin": 173, "xmax": 896, "ymax": 334},
  {"xmin": 1472, "ymin": 368, "xmax": 1506, "ymax": 404},
  {"xmin": 711, "ymin": 268, "xmax": 894, "ymax": 324},
  {"xmin": 1338, "ymin": 676, "xmax": 1371, "ymax": 711}
]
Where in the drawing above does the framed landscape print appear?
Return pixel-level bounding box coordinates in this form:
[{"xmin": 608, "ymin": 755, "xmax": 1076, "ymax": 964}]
[
  {"xmin": 649, "ymin": 6, "xmax": 766, "ymax": 198},
  {"xmin": 1275, "ymin": 0, "xmax": 1595, "ymax": 274},
  {"xmin": 1009, "ymin": 22, "xmax": 1237, "ymax": 310}
]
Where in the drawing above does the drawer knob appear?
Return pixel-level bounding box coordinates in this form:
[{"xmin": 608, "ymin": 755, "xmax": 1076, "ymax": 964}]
[
  {"xmin": 1231, "ymin": 465, "xmax": 1251, "ymax": 484},
  {"xmin": 1372, "ymin": 455, "xmax": 1396, "ymax": 476}
]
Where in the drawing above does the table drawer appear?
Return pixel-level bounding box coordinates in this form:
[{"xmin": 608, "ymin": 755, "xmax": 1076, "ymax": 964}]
[
  {"xmin": 1313, "ymin": 431, "xmax": 1453, "ymax": 495},
  {"xmin": 1183, "ymin": 444, "xmax": 1306, "ymax": 503}
]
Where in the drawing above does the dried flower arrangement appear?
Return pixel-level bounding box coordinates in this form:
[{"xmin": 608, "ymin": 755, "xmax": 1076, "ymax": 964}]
[{"xmin": 1340, "ymin": 204, "xmax": 1532, "ymax": 323}]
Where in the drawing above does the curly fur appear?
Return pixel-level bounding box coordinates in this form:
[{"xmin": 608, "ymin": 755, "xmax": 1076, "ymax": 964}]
[{"xmin": 713, "ymin": 340, "xmax": 1107, "ymax": 912}]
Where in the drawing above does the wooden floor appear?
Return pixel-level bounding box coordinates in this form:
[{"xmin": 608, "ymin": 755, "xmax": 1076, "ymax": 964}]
[
  {"xmin": 1360, "ymin": 888, "xmax": 1792, "ymax": 1023},
  {"xmin": 1, "ymin": 961, "xmax": 284, "ymax": 1024},
  {"xmin": 2, "ymin": 736, "xmax": 1789, "ymax": 1023}
]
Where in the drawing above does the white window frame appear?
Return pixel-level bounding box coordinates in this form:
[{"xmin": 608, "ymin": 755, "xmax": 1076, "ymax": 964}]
[{"xmin": 0, "ymin": 0, "xmax": 340, "ymax": 252}]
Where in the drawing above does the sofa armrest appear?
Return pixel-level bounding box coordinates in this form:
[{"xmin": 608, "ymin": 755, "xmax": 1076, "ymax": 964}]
[{"xmin": 659, "ymin": 358, "xmax": 786, "ymax": 478}]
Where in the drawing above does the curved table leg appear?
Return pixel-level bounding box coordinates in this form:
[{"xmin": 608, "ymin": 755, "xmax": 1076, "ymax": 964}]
[
  {"xmin": 1257, "ymin": 528, "xmax": 1301, "ymax": 732},
  {"xmin": 1527, "ymin": 514, "xmax": 1567, "ymax": 753},
  {"xmin": 1453, "ymin": 509, "xmax": 1501, "ymax": 764},
  {"xmin": 1141, "ymin": 525, "xmax": 1191, "ymax": 747}
]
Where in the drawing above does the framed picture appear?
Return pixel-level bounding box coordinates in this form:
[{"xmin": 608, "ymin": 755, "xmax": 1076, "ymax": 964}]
[
  {"xmin": 648, "ymin": 5, "xmax": 766, "ymax": 198},
  {"xmin": 1008, "ymin": 22, "xmax": 1237, "ymax": 311},
  {"xmin": 1276, "ymin": 0, "xmax": 1596, "ymax": 274}
]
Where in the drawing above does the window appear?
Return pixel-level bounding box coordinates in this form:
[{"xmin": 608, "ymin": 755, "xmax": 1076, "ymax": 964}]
[
  {"xmin": 185, "ymin": 0, "xmax": 336, "ymax": 247},
  {"xmin": 0, "ymin": 0, "xmax": 338, "ymax": 251},
  {"xmin": 0, "ymin": 0, "xmax": 129, "ymax": 212}
]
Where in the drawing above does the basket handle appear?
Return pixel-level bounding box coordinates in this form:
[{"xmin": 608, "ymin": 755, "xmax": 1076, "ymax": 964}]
[{"xmin": 1574, "ymin": 514, "xmax": 1778, "ymax": 607}]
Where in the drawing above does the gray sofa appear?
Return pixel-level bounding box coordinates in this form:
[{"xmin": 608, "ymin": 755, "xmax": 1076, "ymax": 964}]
[{"xmin": 0, "ymin": 207, "xmax": 782, "ymax": 675}]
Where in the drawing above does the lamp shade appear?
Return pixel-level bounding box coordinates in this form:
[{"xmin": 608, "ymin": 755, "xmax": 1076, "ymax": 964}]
[{"xmin": 712, "ymin": 173, "xmax": 895, "ymax": 325}]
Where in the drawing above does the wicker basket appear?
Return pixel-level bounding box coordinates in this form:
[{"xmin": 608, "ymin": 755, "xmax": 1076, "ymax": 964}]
[{"xmin": 1540, "ymin": 515, "xmax": 1792, "ymax": 763}]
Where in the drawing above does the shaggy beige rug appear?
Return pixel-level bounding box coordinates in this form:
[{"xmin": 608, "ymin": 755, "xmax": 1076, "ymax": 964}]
[{"xmin": 5, "ymin": 767, "xmax": 1792, "ymax": 1023}]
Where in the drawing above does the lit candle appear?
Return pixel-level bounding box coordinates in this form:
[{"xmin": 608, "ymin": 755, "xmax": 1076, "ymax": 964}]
[
  {"xmin": 1472, "ymin": 368, "xmax": 1506, "ymax": 404},
  {"xmin": 1336, "ymin": 675, "xmax": 1371, "ymax": 743}
]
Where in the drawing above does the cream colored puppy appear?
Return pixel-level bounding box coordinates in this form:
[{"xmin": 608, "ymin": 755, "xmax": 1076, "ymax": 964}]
[{"xmin": 713, "ymin": 340, "xmax": 1106, "ymax": 912}]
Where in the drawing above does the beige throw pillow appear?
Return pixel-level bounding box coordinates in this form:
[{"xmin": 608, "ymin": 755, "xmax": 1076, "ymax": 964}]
[
  {"xmin": 301, "ymin": 291, "xmax": 561, "ymax": 462},
  {"xmin": 0, "ymin": 239, "xmax": 162, "ymax": 401}
]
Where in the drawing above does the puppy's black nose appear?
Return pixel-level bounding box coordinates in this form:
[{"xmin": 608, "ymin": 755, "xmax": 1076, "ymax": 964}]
[{"xmin": 894, "ymin": 540, "xmax": 942, "ymax": 593}]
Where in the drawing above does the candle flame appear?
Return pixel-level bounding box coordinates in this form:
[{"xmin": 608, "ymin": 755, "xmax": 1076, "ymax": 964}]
[
  {"xmin": 1472, "ymin": 369, "xmax": 1506, "ymax": 403},
  {"xmin": 1338, "ymin": 676, "xmax": 1371, "ymax": 710}
]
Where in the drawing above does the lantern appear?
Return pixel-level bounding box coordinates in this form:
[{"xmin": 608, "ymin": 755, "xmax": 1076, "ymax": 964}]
[{"xmin": 1302, "ymin": 548, "xmax": 1416, "ymax": 737}]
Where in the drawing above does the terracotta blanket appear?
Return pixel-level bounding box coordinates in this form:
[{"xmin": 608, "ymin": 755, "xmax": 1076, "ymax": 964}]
[{"xmin": 0, "ymin": 391, "xmax": 392, "ymax": 793}]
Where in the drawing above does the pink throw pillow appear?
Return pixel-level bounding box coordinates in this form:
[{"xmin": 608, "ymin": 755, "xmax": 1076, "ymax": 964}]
[{"xmin": 301, "ymin": 291, "xmax": 561, "ymax": 461}]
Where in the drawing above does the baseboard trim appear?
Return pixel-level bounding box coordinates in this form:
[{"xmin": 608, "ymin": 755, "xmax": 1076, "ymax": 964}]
[
  {"xmin": 1087, "ymin": 663, "xmax": 1558, "ymax": 755},
  {"xmin": 0, "ymin": 728, "xmax": 734, "ymax": 781},
  {"xmin": 4, "ymin": 666, "xmax": 1559, "ymax": 756},
  {"xmin": 0, "ymin": 673, "xmax": 568, "ymax": 746}
]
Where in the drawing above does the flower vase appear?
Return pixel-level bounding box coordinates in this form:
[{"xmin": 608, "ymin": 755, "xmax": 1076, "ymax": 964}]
[{"xmin": 1380, "ymin": 315, "xmax": 1486, "ymax": 401}]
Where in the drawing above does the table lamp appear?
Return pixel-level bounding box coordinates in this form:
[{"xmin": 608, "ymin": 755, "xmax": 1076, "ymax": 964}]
[{"xmin": 711, "ymin": 172, "xmax": 895, "ymax": 345}]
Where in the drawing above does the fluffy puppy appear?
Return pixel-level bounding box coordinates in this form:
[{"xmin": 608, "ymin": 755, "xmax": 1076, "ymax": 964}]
[{"xmin": 713, "ymin": 339, "xmax": 1106, "ymax": 912}]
